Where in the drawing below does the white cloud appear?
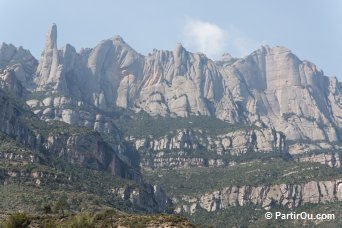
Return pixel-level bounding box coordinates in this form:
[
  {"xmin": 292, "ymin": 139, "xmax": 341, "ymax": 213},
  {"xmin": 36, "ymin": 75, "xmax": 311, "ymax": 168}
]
[
  {"xmin": 182, "ymin": 18, "xmax": 257, "ymax": 59},
  {"xmin": 182, "ymin": 18, "xmax": 226, "ymax": 59}
]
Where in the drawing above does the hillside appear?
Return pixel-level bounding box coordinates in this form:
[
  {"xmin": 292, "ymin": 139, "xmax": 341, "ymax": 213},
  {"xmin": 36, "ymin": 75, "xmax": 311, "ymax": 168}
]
[{"xmin": 1, "ymin": 23, "xmax": 342, "ymax": 227}]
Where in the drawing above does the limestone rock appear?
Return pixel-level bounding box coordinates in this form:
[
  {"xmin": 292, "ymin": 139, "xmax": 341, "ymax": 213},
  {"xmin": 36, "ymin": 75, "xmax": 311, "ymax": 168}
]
[
  {"xmin": 221, "ymin": 45, "xmax": 342, "ymax": 141},
  {"xmin": 128, "ymin": 127, "xmax": 287, "ymax": 169},
  {"xmin": 0, "ymin": 43, "xmax": 37, "ymax": 89},
  {"xmin": 29, "ymin": 25, "xmax": 342, "ymax": 143},
  {"xmin": 35, "ymin": 23, "xmax": 65, "ymax": 90},
  {"xmin": 0, "ymin": 68, "xmax": 26, "ymax": 97},
  {"xmin": 177, "ymin": 180, "xmax": 342, "ymax": 214}
]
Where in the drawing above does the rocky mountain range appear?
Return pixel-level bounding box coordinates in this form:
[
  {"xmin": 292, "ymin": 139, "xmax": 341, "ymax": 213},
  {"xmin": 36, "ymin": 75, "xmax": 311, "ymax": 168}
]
[
  {"xmin": 3, "ymin": 24, "xmax": 336, "ymax": 143},
  {"xmin": 1, "ymin": 23, "xmax": 342, "ymax": 227}
]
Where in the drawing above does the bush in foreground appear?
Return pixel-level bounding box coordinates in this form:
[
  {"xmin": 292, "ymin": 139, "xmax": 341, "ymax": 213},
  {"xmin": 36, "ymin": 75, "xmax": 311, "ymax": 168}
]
[{"xmin": 1, "ymin": 213, "xmax": 30, "ymax": 228}]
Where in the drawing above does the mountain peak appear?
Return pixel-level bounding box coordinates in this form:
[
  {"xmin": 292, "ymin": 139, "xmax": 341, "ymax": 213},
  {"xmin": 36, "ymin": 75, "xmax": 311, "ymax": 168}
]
[
  {"xmin": 35, "ymin": 23, "xmax": 60, "ymax": 90},
  {"xmin": 174, "ymin": 43, "xmax": 186, "ymax": 56},
  {"xmin": 46, "ymin": 23, "xmax": 57, "ymax": 49},
  {"xmin": 222, "ymin": 53, "xmax": 233, "ymax": 62},
  {"xmin": 112, "ymin": 35, "xmax": 125, "ymax": 43},
  {"xmin": 259, "ymin": 45, "xmax": 291, "ymax": 55}
]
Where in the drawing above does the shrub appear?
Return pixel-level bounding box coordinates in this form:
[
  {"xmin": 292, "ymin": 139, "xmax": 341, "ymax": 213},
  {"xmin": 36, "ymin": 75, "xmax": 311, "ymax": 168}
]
[
  {"xmin": 41, "ymin": 219, "xmax": 57, "ymax": 228},
  {"xmin": 66, "ymin": 214, "xmax": 94, "ymax": 228},
  {"xmin": 43, "ymin": 204, "xmax": 52, "ymax": 214},
  {"xmin": 1, "ymin": 213, "xmax": 30, "ymax": 228},
  {"xmin": 54, "ymin": 196, "xmax": 69, "ymax": 216}
]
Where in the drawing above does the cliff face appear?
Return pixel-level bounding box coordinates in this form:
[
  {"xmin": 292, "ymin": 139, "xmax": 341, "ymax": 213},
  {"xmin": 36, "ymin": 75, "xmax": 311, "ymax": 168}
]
[
  {"xmin": 0, "ymin": 89, "xmax": 38, "ymax": 149},
  {"xmin": 0, "ymin": 88, "xmax": 171, "ymax": 213},
  {"xmin": 222, "ymin": 46, "xmax": 342, "ymax": 141},
  {"xmin": 128, "ymin": 127, "xmax": 287, "ymax": 169},
  {"xmin": 0, "ymin": 68, "xmax": 27, "ymax": 98},
  {"xmin": 0, "ymin": 42, "xmax": 37, "ymax": 90},
  {"xmin": 176, "ymin": 180, "xmax": 342, "ymax": 214},
  {"xmin": 0, "ymin": 87, "xmax": 134, "ymax": 179},
  {"xmin": 25, "ymin": 25, "xmax": 341, "ymax": 144},
  {"xmin": 45, "ymin": 131, "xmax": 141, "ymax": 182},
  {"xmin": 2, "ymin": 23, "xmax": 342, "ymax": 220}
]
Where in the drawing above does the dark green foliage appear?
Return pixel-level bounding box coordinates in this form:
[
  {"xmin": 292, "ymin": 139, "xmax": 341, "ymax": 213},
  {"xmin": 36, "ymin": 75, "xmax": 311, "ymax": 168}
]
[
  {"xmin": 145, "ymin": 159, "xmax": 342, "ymax": 196},
  {"xmin": 114, "ymin": 112, "xmax": 258, "ymax": 137},
  {"xmin": 0, "ymin": 160, "xmax": 135, "ymax": 214},
  {"xmin": 65, "ymin": 213, "xmax": 95, "ymax": 228},
  {"xmin": 41, "ymin": 219, "xmax": 57, "ymax": 228},
  {"xmin": 22, "ymin": 118, "xmax": 93, "ymax": 137},
  {"xmin": 0, "ymin": 132, "xmax": 29, "ymax": 154},
  {"xmin": 189, "ymin": 202, "xmax": 342, "ymax": 227},
  {"xmin": 1, "ymin": 213, "xmax": 30, "ymax": 228},
  {"xmin": 2, "ymin": 210, "xmax": 195, "ymax": 227},
  {"xmin": 54, "ymin": 196, "xmax": 69, "ymax": 216},
  {"xmin": 43, "ymin": 204, "xmax": 52, "ymax": 214}
]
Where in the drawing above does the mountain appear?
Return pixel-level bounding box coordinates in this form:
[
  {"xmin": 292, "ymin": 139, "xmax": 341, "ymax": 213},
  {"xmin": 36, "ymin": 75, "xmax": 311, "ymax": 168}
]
[
  {"xmin": 222, "ymin": 45, "xmax": 341, "ymax": 141},
  {"xmin": 1, "ymin": 24, "xmax": 342, "ymax": 227},
  {"xmin": 26, "ymin": 25, "xmax": 342, "ymax": 143},
  {"xmin": 0, "ymin": 85, "xmax": 172, "ymax": 215}
]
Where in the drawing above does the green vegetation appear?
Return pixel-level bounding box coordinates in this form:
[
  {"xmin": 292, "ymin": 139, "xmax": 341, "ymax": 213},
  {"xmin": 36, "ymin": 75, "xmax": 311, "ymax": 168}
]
[
  {"xmin": 21, "ymin": 117, "xmax": 93, "ymax": 137},
  {"xmin": 65, "ymin": 213, "xmax": 94, "ymax": 228},
  {"xmin": 145, "ymin": 159, "xmax": 342, "ymax": 196},
  {"xmin": 141, "ymin": 148, "xmax": 287, "ymax": 164},
  {"xmin": 0, "ymin": 159, "xmax": 136, "ymax": 215},
  {"xmin": 1, "ymin": 210, "xmax": 195, "ymax": 228},
  {"xmin": 189, "ymin": 202, "xmax": 342, "ymax": 227},
  {"xmin": 113, "ymin": 112, "xmax": 258, "ymax": 137},
  {"xmin": 3, "ymin": 85, "xmax": 342, "ymax": 227},
  {"xmin": 1, "ymin": 213, "xmax": 30, "ymax": 228},
  {"xmin": 0, "ymin": 132, "xmax": 30, "ymax": 154},
  {"xmin": 54, "ymin": 196, "xmax": 70, "ymax": 216}
]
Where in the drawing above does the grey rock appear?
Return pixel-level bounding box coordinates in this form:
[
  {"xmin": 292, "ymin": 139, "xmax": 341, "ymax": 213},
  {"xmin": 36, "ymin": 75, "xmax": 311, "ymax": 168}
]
[
  {"xmin": 128, "ymin": 127, "xmax": 287, "ymax": 169},
  {"xmin": 176, "ymin": 180, "xmax": 342, "ymax": 214},
  {"xmin": 221, "ymin": 45, "xmax": 342, "ymax": 141},
  {"xmin": 0, "ymin": 43, "xmax": 37, "ymax": 89},
  {"xmin": 30, "ymin": 25, "xmax": 342, "ymax": 143}
]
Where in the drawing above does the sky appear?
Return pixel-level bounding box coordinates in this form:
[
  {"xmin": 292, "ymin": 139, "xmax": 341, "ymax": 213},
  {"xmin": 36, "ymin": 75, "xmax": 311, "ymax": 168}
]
[{"xmin": 1, "ymin": 0, "xmax": 341, "ymax": 79}]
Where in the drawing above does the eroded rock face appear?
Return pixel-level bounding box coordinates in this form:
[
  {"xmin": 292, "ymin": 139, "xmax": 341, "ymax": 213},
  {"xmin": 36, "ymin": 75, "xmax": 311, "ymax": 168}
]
[
  {"xmin": 221, "ymin": 46, "xmax": 342, "ymax": 141},
  {"xmin": 0, "ymin": 87, "xmax": 172, "ymax": 213},
  {"xmin": 133, "ymin": 45, "xmax": 238, "ymax": 122},
  {"xmin": 44, "ymin": 131, "xmax": 141, "ymax": 181},
  {"xmin": 111, "ymin": 184, "xmax": 171, "ymax": 213},
  {"xmin": 0, "ymin": 68, "xmax": 26, "ymax": 97},
  {"xmin": 0, "ymin": 89, "xmax": 38, "ymax": 149},
  {"xmin": 288, "ymin": 141, "xmax": 342, "ymax": 167},
  {"xmin": 127, "ymin": 128, "xmax": 287, "ymax": 169},
  {"xmin": 26, "ymin": 94, "xmax": 125, "ymax": 138},
  {"xmin": 296, "ymin": 153, "xmax": 340, "ymax": 168},
  {"xmin": 0, "ymin": 42, "xmax": 37, "ymax": 89},
  {"xmin": 28, "ymin": 25, "xmax": 342, "ymax": 143},
  {"xmin": 176, "ymin": 180, "xmax": 342, "ymax": 214},
  {"xmin": 31, "ymin": 25, "xmax": 239, "ymax": 123},
  {"xmin": 35, "ymin": 23, "xmax": 65, "ymax": 91},
  {"xmin": 2, "ymin": 23, "xmax": 342, "ymax": 216}
]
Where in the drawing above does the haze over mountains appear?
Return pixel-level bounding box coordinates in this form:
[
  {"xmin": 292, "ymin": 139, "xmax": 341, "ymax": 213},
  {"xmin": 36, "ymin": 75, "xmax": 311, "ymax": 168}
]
[{"xmin": 1, "ymin": 24, "xmax": 342, "ymax": 226}]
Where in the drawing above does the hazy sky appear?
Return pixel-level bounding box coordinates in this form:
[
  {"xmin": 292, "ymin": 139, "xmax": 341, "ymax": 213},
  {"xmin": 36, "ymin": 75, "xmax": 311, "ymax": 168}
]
[{"xmin": 1, "ymin": 0, "xmax": 341, "ymax": 79}]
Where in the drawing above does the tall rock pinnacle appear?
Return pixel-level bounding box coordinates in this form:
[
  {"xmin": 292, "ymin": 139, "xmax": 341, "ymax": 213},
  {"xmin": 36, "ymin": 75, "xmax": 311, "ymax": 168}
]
[
  {"xmin": 35, "ymin": 23, "xmax": 61, "ymax": 90},
  {"xmin": 46, "ymin": 23, "xmax": 57, "ymax": 49}
]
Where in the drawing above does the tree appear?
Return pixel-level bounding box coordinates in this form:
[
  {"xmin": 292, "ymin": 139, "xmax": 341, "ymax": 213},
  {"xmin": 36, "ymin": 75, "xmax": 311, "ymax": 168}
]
[
  {"xmin": 43, "ymin": 204, "xmax": 52, "ymax": 214},
  {"xmin": 54, "ymin": 196, "xmax": 69, "ymax": 216}
]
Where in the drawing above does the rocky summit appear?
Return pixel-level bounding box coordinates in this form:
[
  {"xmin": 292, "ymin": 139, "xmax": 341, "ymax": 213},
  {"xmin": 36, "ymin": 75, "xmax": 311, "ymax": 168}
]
[
  {"xmin": 27, "ymin": 24, "xmax": 342, "ymax": 142},
  {"xmin": 1, "ymin": 24, "xmax": 342, "ymax": 227}
]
